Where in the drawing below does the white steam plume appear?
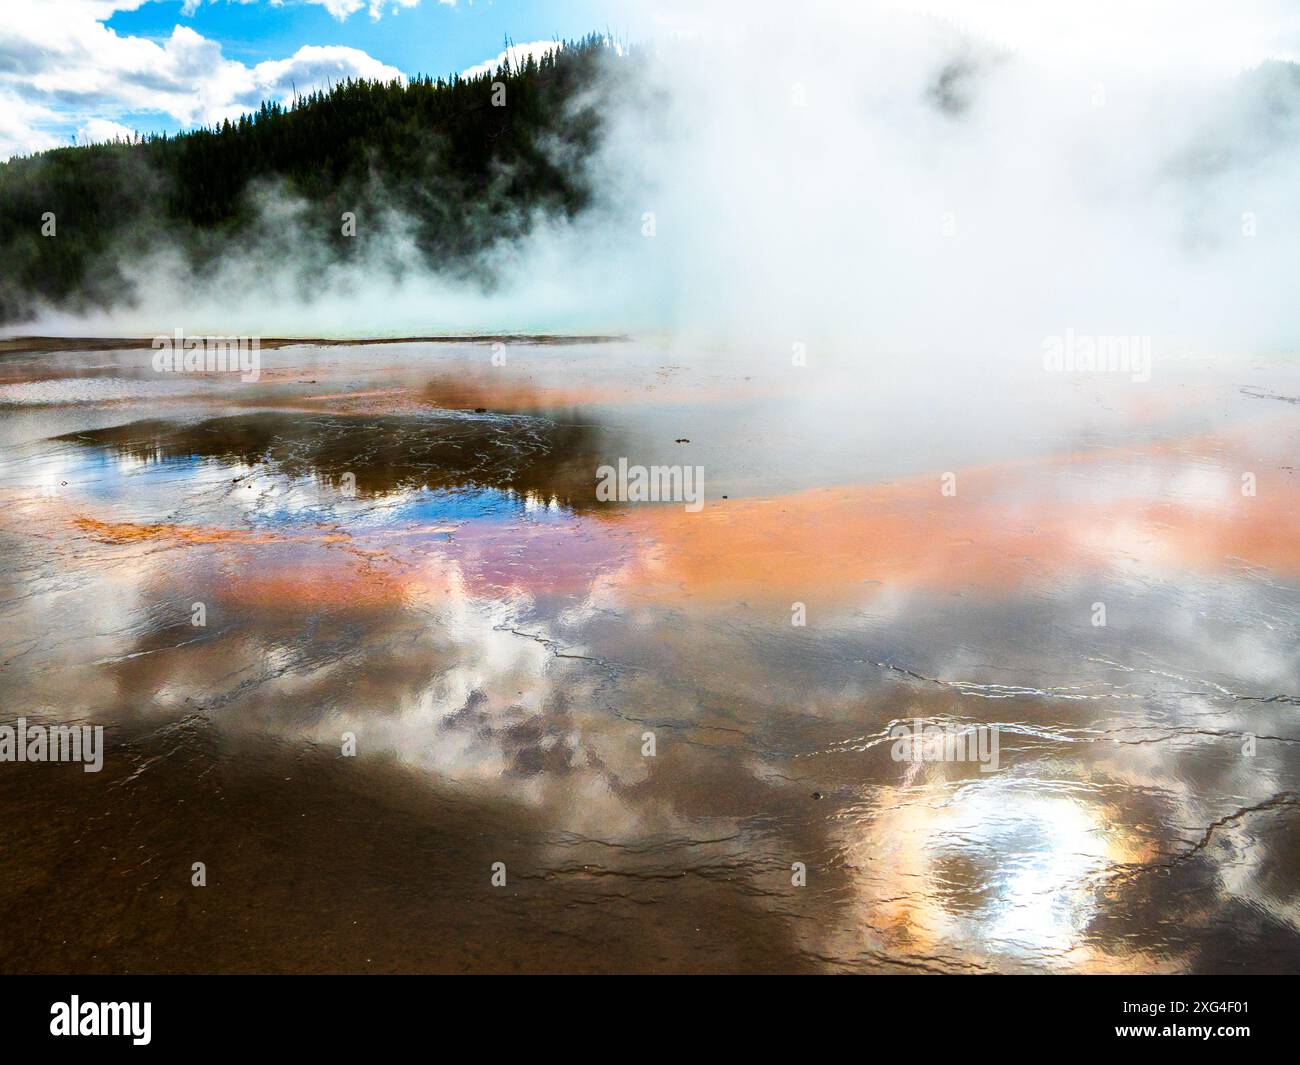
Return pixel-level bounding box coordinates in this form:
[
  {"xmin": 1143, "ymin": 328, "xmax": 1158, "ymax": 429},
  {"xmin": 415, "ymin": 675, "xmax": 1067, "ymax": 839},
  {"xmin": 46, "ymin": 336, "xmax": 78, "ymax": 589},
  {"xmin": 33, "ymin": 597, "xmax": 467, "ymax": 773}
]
[{"xmin": 15, "ymin": 0, "xmax": 1300, "ymax": 362}]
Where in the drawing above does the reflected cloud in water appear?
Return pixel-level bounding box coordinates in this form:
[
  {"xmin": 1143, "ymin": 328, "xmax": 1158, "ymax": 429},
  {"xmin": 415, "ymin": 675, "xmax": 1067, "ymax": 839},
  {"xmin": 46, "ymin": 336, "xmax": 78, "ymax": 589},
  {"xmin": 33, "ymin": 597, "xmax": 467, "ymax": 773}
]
[{"xmin": 0, "ymin": 340, "xmax": 1295, "ymax": 972}]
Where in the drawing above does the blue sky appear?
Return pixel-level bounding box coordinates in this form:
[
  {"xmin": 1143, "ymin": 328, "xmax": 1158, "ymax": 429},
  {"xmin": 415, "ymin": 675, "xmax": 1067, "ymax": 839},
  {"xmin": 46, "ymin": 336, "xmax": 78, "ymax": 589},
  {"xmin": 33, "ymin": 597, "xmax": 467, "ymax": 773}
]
[
  {"xmin": 0, "ymin": 0, "xmax": 630, "ymax": 158},
  {"xmin": 109, "ymin": 1, "xmax": 618, "ymax": 80}
]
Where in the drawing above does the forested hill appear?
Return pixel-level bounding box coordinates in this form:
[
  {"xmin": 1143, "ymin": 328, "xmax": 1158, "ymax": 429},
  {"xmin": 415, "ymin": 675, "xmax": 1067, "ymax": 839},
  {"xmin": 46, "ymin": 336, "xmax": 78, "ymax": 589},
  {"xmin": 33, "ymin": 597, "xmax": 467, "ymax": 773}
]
[{"xmin": 0, "ymin": 35, "xmax": 620, "ymax": 325}]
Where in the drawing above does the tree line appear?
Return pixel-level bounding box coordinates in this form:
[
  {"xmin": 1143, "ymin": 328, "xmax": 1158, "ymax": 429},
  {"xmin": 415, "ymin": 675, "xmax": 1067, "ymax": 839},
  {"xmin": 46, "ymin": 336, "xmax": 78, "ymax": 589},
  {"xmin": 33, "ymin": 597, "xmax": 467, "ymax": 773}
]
[{"xmin": 0, "ymin": 35, "xmax": 621, "ymax": 325}]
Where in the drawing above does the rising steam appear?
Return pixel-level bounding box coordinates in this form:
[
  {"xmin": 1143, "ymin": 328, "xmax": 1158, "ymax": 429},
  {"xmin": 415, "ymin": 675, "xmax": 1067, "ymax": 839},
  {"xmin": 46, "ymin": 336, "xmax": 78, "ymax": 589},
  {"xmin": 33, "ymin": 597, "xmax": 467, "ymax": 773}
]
[{"xmin": 14, "ymin": 0, "xmax": 1300, "ymax": 362}]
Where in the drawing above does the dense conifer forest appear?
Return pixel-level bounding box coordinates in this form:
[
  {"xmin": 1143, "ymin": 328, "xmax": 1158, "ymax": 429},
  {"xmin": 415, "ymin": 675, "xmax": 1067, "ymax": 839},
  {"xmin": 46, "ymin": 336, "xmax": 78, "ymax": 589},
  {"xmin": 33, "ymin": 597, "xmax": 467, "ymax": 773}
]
[{"xmin": 0, "ymin": 35, "xmax": 619, "ymax": 325}]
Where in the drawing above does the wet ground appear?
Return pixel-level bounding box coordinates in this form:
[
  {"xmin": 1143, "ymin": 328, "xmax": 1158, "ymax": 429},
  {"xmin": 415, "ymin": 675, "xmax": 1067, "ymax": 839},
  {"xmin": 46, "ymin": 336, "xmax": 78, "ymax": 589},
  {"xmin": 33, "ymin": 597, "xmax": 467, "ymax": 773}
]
[{"xmin": 0, "ymin": 337, "xmax": 1296, "ymax": 973}]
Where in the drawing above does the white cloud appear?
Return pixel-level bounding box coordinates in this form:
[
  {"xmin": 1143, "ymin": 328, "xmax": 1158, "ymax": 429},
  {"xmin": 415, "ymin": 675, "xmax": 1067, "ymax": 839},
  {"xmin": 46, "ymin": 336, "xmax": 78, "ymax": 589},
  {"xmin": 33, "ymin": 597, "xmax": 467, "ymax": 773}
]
[
  {"xmin": 0, "ymin": 1, "xmax": 407, "ymax": 159},
  {"xmin": 250, "ymin": 45, "xmax": 407, "ymax": 104},
  {"xmin": 0, "ymin": 96, "xmax": 64, "ymax": 159},
  {"xmin": 460, "ymin": 39, "xmax": 561, "ymax": 80},
  {"xmin": 76, "ymin": 117, "xmax": 136, "ymax": 144}
]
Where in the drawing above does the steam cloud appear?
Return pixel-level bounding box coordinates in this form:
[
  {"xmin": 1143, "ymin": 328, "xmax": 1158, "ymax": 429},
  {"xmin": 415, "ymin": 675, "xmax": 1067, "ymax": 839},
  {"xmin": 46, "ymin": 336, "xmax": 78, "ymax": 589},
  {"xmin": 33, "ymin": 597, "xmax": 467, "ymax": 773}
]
[{"xmin": 14, "ymin": 0, "xmax": 1300, "ymax": 362}]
